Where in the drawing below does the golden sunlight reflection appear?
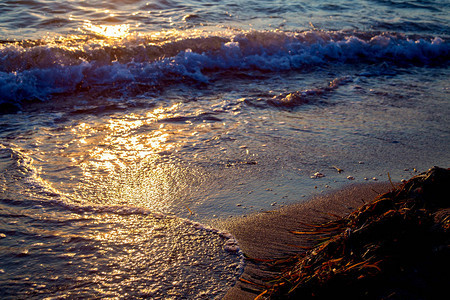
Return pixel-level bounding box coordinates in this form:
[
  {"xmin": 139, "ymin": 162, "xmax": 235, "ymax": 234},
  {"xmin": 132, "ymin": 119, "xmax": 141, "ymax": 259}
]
[
  {"xmin": 66, "ymin": 103, "xmax": 212, "ymax": 213},
  {"xmin": 43, "ymin": 27, "xmax": 231, "ymax": 52},
  {"xmin": 83, "ymin": 21, "xmax": 130, "ymax": 39}
]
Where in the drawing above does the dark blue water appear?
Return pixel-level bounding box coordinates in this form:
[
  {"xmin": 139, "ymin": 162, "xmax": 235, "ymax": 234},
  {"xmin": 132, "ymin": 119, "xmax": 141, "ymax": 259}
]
[{"xmin": 1, "ymin": 0, "xmax": 449, "ymax": 298}]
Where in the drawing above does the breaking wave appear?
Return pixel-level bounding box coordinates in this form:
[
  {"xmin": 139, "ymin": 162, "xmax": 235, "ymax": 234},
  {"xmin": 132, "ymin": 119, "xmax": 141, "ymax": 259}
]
[{"xmin": 1, "ymin": 30, "xmax": 448, "ymax": 105}]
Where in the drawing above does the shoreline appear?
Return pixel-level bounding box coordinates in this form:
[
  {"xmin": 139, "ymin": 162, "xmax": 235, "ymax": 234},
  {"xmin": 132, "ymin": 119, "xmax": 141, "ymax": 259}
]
[
  {"xmin": 221, "ymin": 167, "xmax": 450, "ymax": 299},
  {"xmin": 222, "ymin": 182, "xmax": 394, "ymax": 299}
]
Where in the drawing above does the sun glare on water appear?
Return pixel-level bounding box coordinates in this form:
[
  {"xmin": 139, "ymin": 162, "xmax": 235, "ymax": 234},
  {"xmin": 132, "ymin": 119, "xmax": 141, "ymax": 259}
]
[
  {"xmin": 83, "ymin": 21, "xmax": 130, "ymax": 39},
  {"xmin": 62, "ymin": 103, "xmax": 211, "ymax": 212}
]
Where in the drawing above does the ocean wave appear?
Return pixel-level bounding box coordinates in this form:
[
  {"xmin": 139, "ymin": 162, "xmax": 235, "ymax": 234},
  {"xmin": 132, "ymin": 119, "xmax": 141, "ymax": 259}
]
[{"xmin": 1, "ymin": 30, "xmax": 448, "ymax": 105}]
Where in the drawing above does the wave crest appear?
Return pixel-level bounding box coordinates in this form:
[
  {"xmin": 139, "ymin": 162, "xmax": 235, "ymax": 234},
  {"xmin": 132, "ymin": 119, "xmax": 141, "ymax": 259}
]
[{"xmin": 1, "ymin": 30, "xmax": 448, "ymax": 105}]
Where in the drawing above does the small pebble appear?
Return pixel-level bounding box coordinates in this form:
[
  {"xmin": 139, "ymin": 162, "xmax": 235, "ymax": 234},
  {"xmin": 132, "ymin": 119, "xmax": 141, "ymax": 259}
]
[
  {"xmin": 311, "ymin": 172, "xmax": 325, "ymax": 179},
  {"xmin": 364, "ymin": 177, "xmax": 369, "ymax": 180},
  {"xmin": 271, "ymin": 202, "xmax": 277, "ymax": 206},
  {"xmin": 347, "ymin": 176, "xmax": 355, "ymax": 180},
  {"xmin": 358, "ymin": 161, "xmax": 364, "ymax": 164},
  {"xmin": 372, "ymin": 177, "xmax": 378, "ymax": 181},
  {"xmin": 224, "ymin": 244, "xmax": 239, "ymax": 253}
]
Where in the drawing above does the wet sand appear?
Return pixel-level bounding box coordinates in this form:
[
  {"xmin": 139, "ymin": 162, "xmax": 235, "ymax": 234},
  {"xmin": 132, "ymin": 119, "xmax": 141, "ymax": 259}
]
[{"xmin": 221, "ymin": 182, "xmax": 393, "ymax": 299}]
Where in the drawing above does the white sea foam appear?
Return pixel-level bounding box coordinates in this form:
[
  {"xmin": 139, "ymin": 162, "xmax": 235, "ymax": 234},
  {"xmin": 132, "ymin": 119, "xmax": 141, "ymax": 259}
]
[{"xmin": 1, "ymin": 31, "xmax": 448, "ymax": 104}]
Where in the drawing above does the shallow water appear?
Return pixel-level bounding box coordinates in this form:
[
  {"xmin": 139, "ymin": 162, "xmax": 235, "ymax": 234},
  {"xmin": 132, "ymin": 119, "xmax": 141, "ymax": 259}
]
[{"xmin": 1, "ymin": 0, "xmax": 449, "ymax": 298}]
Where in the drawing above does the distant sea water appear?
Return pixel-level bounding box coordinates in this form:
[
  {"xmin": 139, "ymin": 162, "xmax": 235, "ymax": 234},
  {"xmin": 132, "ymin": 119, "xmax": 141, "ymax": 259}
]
[{"xmin": 0, "ymin": 0, "xmax": 449, "ymax": 298}]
